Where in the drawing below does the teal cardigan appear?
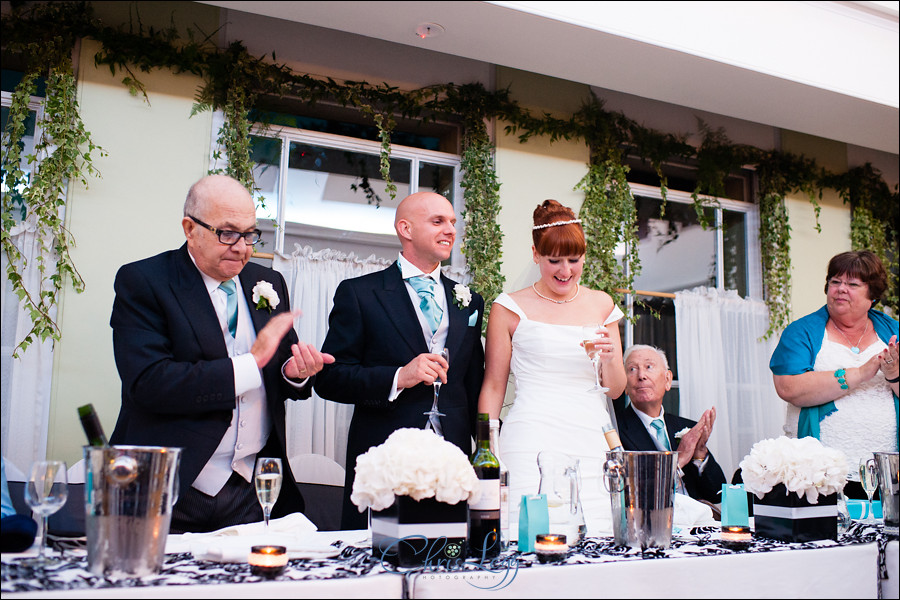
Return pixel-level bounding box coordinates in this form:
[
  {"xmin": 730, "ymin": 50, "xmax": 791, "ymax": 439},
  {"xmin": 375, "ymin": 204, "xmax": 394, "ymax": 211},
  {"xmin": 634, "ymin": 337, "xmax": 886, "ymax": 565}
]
[{"xmin": 769, "ymin": 305, "xmax": 899, "ymax": 443}]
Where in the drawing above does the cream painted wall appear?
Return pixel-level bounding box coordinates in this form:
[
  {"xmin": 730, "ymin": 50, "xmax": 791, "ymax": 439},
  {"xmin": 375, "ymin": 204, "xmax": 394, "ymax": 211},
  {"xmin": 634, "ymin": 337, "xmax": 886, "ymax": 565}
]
[
  {"xmin": 780, "ymin": 131, "xmax": 851, "ymax": 321},
  {"xmin": 47, "ymin": 38, "xmax": 214, "ymax": 466}
]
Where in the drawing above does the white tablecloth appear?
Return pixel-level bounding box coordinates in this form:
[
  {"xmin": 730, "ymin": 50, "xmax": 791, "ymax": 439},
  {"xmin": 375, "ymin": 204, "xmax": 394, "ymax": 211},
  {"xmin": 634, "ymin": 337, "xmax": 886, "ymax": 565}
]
[
  {"xmin": 2, "ymin": 526, "xmax": 895, "ymax": 599},
  {"xmin": 407, "ymin": 542, "xmax": 882, "ymax": 599}
]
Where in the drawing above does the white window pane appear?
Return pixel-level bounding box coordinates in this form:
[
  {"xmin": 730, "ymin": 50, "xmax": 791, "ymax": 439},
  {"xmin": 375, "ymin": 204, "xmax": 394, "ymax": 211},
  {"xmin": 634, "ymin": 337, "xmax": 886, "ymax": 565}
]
[
  {"xmin": 632, "ymin": 196, "xmax": 716, "ymax": 293},
  {"xmin": 284, "ymin": 142, "xmax": 410, "ymax": 236}
]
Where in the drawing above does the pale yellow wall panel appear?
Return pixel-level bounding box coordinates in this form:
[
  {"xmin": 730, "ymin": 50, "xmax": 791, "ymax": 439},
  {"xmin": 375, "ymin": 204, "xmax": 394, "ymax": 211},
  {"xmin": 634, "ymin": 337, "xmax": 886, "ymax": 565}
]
[
  {"xmin": 785, "ymin": 191, "xmax": 851, "ymax": 320},
  {"xmin": 495, "ymin": 143, "xmax": 589, "ymax": 293}
]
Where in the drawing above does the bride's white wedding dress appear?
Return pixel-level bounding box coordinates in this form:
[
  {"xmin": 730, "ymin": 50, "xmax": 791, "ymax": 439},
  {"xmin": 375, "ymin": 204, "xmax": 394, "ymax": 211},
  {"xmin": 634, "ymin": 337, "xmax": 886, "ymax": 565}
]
[{"xmin": 494, "ymin": 293, "xmax": 623, "ymax": 540}]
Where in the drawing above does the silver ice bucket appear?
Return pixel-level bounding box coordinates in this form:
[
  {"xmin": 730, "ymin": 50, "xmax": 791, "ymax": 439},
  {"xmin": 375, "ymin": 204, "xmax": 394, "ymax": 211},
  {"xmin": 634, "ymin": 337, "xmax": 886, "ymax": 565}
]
[
  {"xmin": 603, "ymin": 450, "xmax": 677, "ymax": 549},
  {"xmin": 83, "ymin": 445, "xmax": 181, "ymax": 577},
  {"xmin": 874, "ymin": 451, "xmax": 899, "ymax": 536}
]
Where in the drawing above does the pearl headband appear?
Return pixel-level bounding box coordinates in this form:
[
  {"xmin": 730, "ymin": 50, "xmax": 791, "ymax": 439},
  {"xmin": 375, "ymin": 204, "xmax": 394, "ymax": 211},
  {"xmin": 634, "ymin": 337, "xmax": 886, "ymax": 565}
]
[{"xmin": 532, "ymin": 218, "xmax": 582, "ymax": 230}]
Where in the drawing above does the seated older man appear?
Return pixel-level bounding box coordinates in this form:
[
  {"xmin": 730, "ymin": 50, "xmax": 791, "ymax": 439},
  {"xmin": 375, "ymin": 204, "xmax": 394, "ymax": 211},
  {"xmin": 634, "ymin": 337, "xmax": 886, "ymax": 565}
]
[{"xmin": 615, "ymin": 344, "xmax": 726, "ymax": 504}]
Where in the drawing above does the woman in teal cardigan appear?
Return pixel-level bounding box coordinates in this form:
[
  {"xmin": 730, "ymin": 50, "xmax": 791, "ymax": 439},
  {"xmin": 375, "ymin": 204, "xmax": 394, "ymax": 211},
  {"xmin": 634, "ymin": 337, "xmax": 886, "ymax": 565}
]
[{"xmin": 770, "ymin": 251, "xmax": 898, "ymax": 498}]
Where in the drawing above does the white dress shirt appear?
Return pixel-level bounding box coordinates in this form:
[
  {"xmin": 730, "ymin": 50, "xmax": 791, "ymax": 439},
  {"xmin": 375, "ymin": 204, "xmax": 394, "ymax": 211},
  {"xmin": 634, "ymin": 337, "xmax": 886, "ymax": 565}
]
[
  {"xmin": 388, "ymin": 253, "xmax": 449, "ymax": 401},
  {"xmin": 188, "ymin": 256, "xmax": 270, "ymax": 496}
]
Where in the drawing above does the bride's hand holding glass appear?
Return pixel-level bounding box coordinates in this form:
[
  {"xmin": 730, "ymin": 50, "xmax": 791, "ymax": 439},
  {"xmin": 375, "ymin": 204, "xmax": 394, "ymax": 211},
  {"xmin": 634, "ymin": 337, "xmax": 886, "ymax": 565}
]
[{"xmin": 582, "ymin": 324, "xmax": 610, "ymax": 393}]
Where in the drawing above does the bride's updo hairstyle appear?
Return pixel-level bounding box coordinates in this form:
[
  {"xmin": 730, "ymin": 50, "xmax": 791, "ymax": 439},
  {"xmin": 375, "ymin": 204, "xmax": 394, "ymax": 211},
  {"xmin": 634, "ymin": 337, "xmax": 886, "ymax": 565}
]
[{"xmin": 532, "ymin": 199, "xmax": 586, "ymax": 257}]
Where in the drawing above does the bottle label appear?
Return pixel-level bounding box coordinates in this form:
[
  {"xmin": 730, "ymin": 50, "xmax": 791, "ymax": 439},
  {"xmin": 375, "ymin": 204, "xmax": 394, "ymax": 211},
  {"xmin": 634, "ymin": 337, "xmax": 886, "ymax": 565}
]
[
  {"xmin": 604, "ymin": 429, "xmax": 622, "ymax": 451},
  {"xmin": 470, "ymin": 479, "xmax": 500, "ymax": 510}
]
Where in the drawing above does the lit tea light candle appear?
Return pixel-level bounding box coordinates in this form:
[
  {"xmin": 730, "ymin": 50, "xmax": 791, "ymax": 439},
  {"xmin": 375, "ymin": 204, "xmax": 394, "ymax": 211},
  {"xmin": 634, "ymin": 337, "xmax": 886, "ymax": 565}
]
[
  {"xmin": 249, "ymin": 545, "xmax": 287, "ymax": 576},
  {"xmin": 534, "ymin": 534, "xmax": 568, "ymax": 563},
  {"xmin": 720, "ymin": 525, "xmax": 752, "ymax": 550}
]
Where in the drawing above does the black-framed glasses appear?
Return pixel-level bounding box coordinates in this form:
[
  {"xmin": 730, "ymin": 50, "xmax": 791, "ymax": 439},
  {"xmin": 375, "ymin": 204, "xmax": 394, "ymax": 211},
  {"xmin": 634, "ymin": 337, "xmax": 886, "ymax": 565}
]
[{"xmin": 189, "ymin": 215, "xmax": 261, "ymax": 246}]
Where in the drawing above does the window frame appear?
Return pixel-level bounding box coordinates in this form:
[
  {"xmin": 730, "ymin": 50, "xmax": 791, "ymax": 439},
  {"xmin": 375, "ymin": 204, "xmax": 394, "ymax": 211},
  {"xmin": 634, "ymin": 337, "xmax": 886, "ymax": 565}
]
[
  {"xmin": 1, "ymin": 90, "xmax": 46, "ymax": 214},
  {"xmin": 210, "ymin": 111, "xmax": 465, "ymax": 267},
  {"xmin": 619, "ymin": 181, "xmax": 761, "ymax": 409}
]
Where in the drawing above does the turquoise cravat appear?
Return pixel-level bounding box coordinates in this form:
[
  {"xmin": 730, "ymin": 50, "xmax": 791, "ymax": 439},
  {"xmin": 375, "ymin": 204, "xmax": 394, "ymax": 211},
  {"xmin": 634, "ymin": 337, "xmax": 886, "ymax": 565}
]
[
  {"xmin": 651, "ymin": 418, "xmax": 671, "ymax": 451},
  {"xmin": 218, "ymin": 280, "xmax": 238, "ymax": 339},
  {"xmin": 407, "ymin": 276, "xmax": 443, "ymax": 334}
]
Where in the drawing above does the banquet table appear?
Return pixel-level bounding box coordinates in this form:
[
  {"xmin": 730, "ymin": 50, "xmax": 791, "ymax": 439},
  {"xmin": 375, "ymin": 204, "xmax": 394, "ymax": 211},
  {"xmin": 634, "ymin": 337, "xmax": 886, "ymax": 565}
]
[{"xmin": 1, "ymin": 523, "xmax": 896, "ymax": 599}]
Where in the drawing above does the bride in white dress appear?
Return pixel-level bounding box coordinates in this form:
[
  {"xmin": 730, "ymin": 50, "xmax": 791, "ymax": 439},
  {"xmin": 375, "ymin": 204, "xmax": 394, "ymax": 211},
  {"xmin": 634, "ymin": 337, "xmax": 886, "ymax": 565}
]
[{"xmin": 478, "ymin": 200, "xmax": 626, "ymax": 541}]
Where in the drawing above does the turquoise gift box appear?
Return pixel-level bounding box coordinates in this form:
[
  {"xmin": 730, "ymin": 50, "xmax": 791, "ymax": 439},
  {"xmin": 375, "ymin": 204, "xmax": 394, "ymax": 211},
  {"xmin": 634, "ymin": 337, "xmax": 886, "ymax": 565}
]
[
  {"xmin": 721, "ymin": 483, "xmax": 750, "ymax": 527},
  {"xmin": 518, "ymin": 494, "xmax": 549, "ymax": 553},
  {"xmin": 846, "ymin": 499, "xmax": 882, "ymax": 520}
]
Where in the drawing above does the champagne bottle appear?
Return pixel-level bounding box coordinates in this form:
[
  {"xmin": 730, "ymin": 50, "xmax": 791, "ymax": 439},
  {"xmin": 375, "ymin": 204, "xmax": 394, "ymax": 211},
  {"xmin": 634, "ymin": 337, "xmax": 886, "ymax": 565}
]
[
  {"xmin": 488, "ymin": 418, "xmax": 510, "ymax": 550},
  {"xmin": 469, "ymin": 413, "xmax": 501, "ymax": 559},
  {"xmin": 78, "ymin": 403, "xmax": 109, "ymax": 447},
  {"xmin": 604, "ymin": 396, "xmax": 624, "ymax": 452}
]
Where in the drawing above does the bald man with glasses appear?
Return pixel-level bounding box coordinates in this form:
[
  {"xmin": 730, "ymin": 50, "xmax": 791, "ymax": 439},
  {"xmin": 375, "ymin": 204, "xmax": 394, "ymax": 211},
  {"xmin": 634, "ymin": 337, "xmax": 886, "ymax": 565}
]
[{"xmin": 109, "ymin": 174, "xmax": 333, "ymax": 533}]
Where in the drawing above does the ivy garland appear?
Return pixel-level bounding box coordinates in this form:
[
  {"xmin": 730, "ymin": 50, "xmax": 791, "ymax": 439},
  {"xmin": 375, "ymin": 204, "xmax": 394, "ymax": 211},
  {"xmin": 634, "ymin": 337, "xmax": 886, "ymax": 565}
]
[
  {"xmin": 1, "ymin": 0, "xmax": 897, "ymax": 355},
  {"xmin": 1, "ymin": 2, "xmax": 104, "ymax": 357},
  {"xmin": 460, "ymin": 118, "xmax": 505, "ymax": 333}
]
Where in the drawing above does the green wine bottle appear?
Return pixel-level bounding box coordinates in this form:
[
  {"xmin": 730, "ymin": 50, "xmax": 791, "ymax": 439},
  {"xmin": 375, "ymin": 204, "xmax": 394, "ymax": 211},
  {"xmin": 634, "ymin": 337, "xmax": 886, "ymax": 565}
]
[
  {"xmin": 78, "ymin": 403, "xmax": 108, "ymax": 447},
  {"xmin": 469, "ymin": 413, "xmax": 501, "ymax": 559}
]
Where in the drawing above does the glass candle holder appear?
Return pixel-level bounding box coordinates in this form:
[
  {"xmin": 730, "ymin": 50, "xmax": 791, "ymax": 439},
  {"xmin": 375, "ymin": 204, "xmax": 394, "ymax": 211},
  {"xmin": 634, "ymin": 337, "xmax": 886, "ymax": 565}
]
[
  {"xmin": 534, "ymin": 533, "xmax": 568, "ymax": 563},
  {"xmin": 249, "ymin": 545, "xmax": 287, "ymax": 577},
  {"xmin": 720, "ymin": 525, "xmax": 752, "ymax": 550}
]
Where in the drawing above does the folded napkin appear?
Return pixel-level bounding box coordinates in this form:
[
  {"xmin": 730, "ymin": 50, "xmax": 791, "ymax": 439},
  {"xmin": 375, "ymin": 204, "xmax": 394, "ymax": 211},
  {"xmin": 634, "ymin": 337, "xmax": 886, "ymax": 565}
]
[
  {"xmin": 673, "ymin": 493, "xmax": 717, "ymax": 530},
  {"xmin": 166, "ymin": 513, "xmax": 339, "ymax": 562},
  {"xmin": 190, "ymin": 534, "xmax": 340, "ymax": 562}
]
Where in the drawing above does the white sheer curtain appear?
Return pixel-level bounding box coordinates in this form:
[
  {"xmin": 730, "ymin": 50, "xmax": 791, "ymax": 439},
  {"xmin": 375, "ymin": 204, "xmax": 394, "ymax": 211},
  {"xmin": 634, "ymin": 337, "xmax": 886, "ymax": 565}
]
[
  {"xmin": 1, "ymin": 215, "xmax": 56, "ymax": 474},
  {"xmin": 674, "ymin": 287, "xmax": 784, "ymax": 482},
  {"xmin": 273, "ymin": 244, "xmax": 471, "ymax": 478}
]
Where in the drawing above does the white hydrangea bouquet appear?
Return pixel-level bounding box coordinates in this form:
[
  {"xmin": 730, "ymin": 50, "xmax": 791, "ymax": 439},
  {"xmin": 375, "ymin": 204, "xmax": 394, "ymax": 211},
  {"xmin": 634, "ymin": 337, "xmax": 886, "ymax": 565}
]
[
  {"xmin": 739, "ymin": 436, "xmax": 848, "ymax": 504},
  {"xmin": 351, "ymin": 428, "xmax": 482, "ymax": 512}
]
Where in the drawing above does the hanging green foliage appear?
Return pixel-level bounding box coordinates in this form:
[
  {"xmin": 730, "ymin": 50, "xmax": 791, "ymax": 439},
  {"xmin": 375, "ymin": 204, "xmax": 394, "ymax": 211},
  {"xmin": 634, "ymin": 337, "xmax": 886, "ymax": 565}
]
[
  {"xmin": 755, "ymin": 151, "xmax": 823, "ymax": 337},
  {"xmin": 460, "ymin": 119, "xmax": 505, "ymax": 334},
  {"xmin": 1, "ymin": 2, "xmax": 104, "ymax": 357},
  {"xmin": 576, "ymin": 161, "xmax": 639, "ymax": 309}
]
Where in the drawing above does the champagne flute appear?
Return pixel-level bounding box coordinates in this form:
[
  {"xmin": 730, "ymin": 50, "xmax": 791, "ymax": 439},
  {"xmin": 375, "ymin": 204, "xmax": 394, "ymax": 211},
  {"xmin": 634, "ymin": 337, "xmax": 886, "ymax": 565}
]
[
  {"xmin": 24, "ymin": 460, "xmax": 68, "ymax": 564},
  {"xmin": 582, "ymin": 325, "xmax": 609, "ymax": 393},
  {"xmin": 254, "ymin": 457, "xmax": 283, "ymax": 529},
  {"xmin": 859, "ymin": 455, "xmax": 878, "ymax": 524},
  {"xmin": 425, "ymin": 347, "xmax": 449, "ymax": 437}
]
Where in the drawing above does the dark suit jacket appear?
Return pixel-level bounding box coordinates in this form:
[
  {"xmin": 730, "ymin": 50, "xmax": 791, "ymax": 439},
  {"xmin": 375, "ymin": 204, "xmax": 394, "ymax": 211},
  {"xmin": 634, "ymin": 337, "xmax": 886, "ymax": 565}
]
[
  {"xmin": 314, "ymin": 262, "xmax": 485, "ymax": 529},
  {"xmin": 615, "ymin": 403, "xmax": 726, "ymax": 504},
  {"xmin": 109, "ymin": 244, "xmax": 308, "ymax": 518}
]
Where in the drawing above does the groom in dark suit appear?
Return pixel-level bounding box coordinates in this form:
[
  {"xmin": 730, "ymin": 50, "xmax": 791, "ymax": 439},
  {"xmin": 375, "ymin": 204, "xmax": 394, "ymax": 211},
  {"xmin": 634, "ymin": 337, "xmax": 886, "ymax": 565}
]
[
  {"xmin": 315, "ymin": 191, "xmax": 485, "ymax": 530},
  {"xmin": 109, "ymin": 174, "xmax": 333, "ymax": 533},
  {"xmin": 615, "ymin": 345, "xmax": 726, "ymax": 504}
]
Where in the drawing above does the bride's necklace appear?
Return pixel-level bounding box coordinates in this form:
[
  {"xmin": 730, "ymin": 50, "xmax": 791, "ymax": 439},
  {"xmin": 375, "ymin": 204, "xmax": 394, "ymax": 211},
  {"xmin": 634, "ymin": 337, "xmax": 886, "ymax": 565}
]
[
  {"xmin": 532, "ymin": 282, "xmax": 579, "ymax": 304},
  {"xmin": 832, "ymin": 319, "xmax": 868, "ymax": 354}
]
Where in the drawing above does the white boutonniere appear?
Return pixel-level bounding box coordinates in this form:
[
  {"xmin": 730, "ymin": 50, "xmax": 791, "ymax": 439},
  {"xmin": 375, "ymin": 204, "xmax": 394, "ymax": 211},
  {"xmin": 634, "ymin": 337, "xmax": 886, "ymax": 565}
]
[
  {"xmin": 453, "ymin": 283, "xmax": 472, "ymax": 309},
  {"xmin": 674, "ymin": 427, "xmax": 691, "ymax": 440},
  {"xmin": 252, "ymin": 280, "xmax": 280, "ymax": 312}
]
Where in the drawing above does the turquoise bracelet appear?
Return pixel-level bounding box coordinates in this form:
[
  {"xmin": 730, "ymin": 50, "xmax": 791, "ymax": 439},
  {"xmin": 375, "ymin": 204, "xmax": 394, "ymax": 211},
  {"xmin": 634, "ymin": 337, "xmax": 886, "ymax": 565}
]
[{"xmin": 834, "ymin": 368, "xmax": 848, "ymax": 390}]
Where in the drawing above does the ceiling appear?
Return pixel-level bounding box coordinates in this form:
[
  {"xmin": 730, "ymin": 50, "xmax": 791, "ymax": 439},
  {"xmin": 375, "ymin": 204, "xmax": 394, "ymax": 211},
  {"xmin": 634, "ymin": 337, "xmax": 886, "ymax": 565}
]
[{"xmin": 198, "ymin": 1, "xmax": 900, "ymax": 155}]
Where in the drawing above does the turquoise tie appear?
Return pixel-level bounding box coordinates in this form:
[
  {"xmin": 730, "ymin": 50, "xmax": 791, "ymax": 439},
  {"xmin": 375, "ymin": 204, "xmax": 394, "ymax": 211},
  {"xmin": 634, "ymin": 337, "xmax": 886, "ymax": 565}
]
[
  {"xmin": 218, "ymin": 280, "xmax": 238, "ymax": 339},
  {"xmin": 651, "ymin": 418, "xmax": 671, "ymax": 451},
  {"xmin": 407, "ymin": 276, "xmax": 443, "ymax": 334}
]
